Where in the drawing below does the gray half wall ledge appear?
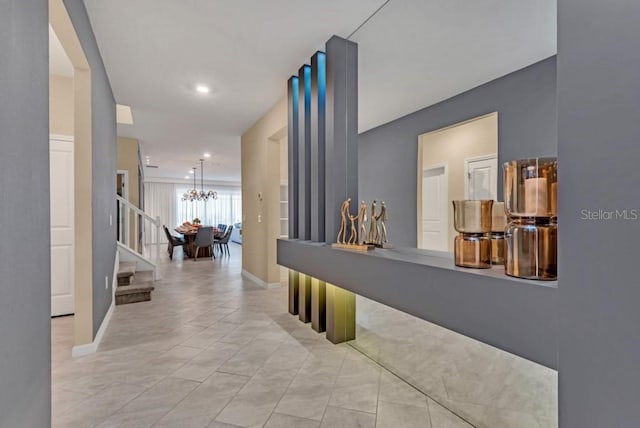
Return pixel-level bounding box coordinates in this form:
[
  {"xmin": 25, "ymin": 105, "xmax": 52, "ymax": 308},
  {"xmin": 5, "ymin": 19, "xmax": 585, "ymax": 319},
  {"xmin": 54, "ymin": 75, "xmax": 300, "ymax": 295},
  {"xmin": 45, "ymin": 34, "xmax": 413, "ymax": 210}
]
[{"xmin": 278, "ymin": 239, "xmax": 558, "ymax": 369}]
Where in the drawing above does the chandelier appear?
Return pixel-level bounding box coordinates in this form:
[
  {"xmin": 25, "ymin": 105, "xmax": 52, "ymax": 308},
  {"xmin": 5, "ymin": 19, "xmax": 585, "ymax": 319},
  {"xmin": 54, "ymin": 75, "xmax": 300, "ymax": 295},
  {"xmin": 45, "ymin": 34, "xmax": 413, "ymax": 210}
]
[{"xmin": 182, "ymin": 159, "xmax": 218, "ymax": 201}]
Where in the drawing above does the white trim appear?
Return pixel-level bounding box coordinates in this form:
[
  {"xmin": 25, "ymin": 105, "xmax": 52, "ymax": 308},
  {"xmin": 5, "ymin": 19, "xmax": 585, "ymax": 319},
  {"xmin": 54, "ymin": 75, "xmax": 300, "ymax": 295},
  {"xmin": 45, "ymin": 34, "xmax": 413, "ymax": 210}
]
[
  {"xmin": 71, "ymin": 299, "xmax": 114, "ymax": 357},
  {"xmin": 463, "ymin": 153, "xmax": 498, "ymax": 200},
  {"xmin": 49, "ymin": 133, "xmax": 74, "ymax": 142},
  {"xmin": 242, "ymin": 269, "xmax": 281, "ymax": 289},
  {"xmin": 71, "ymin": 251, "xmax": 118, "ymax": 358},
  {"xmin": 144, "ymin": 176, "xmax": 241, "ymax": 189},
  {"xmin": 418, "ymin": 163, "xmax": 448, "ymax": 250}
]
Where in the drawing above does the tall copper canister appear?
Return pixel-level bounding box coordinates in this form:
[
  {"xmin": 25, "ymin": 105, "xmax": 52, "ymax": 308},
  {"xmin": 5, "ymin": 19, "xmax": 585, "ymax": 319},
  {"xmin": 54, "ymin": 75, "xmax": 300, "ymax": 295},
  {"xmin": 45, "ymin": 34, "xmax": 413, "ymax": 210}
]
[
  {"xmin": 453, "ymin": 200, "xmax": 493, "ymax": 269},
  {"xmin": 503, "ymin": 158, "xmax": 558, "ymax": 280},
  {"xmin": 490, "ymin": 202, "xmax": 507, "ymax": 265}
]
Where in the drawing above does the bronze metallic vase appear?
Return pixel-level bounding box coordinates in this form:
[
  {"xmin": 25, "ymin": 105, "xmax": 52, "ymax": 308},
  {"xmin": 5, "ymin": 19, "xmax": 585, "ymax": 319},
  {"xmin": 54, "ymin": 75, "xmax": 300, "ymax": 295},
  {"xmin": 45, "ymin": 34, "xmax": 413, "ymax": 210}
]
[
  {"xmin": 453, "ymin": 200, "xmax": 493, "ymax": 269},
  {"xmin": 490, "ymin": 202, "xmax": 507, "ymax": 265},
  {"xmin": 503, "ymin": 158, "xmax": 558, "ymax": 280}
]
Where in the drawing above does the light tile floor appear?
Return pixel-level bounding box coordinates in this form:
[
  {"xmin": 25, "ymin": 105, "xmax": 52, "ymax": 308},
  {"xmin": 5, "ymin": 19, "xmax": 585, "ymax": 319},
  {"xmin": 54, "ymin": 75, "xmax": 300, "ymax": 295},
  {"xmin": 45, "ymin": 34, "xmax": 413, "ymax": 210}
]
[{"xmin": 52, "ymin": 244, "xmax": 477, "ymax": 427}]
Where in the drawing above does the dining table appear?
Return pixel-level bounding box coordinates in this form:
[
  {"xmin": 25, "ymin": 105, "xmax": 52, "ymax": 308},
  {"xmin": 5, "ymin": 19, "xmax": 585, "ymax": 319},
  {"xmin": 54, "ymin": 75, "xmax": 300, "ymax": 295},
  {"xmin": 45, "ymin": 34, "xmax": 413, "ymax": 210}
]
[{"xmin": 175, "ymin": 225, "xmax": 220, "ymax": 258}]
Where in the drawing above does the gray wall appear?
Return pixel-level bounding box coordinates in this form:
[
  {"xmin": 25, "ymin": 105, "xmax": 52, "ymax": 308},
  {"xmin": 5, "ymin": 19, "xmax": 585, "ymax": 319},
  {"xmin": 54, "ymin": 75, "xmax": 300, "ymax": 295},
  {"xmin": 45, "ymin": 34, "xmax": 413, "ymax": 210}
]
[
  {"xmin": 0, "ymin": 1, "xmax": 51, "ymax": 426},
  {"xmin": 557, "ymin": 0, "xmax": 640, "ymax": 426},
  {"xmin": 359, "ymin": 56, "xmax": 557, "ymax": 247},
  {"xmin": 64, "ymin": 0, "xmax": 117, "ymax": 336}
]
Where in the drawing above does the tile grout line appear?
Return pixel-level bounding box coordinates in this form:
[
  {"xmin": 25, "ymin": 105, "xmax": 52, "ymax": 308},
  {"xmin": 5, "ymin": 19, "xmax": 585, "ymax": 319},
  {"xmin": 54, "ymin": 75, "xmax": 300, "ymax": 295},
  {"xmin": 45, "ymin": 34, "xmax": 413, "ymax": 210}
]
[{"xmin": 346, "ymin": 342, "xmax": 478, "ymax": 428}]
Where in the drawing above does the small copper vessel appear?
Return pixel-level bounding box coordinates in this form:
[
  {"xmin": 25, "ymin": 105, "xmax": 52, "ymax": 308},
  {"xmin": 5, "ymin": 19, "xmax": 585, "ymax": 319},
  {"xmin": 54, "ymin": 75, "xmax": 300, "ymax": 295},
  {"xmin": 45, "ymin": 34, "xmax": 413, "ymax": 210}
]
[
  {"xmin": 505, "ymin": 220, "xmax": 557, "ymax": 280},
  {"xmin": 490, "ymin": 202, "xmax": 507, "ymax": 265},
  {"xmin": 504, "ymin": 158, "xmax": 557, "ymax": 219},
  {"xmin": 453, "ymin": 200, "xmax": 493, "ymax": 233},
  {"xmin": 453, "ymin": 200, "xmax": 493, "ymax": 269},
  {"xmin": 454, "ymin": 234, "xmax": 491, "ymax": 268}
]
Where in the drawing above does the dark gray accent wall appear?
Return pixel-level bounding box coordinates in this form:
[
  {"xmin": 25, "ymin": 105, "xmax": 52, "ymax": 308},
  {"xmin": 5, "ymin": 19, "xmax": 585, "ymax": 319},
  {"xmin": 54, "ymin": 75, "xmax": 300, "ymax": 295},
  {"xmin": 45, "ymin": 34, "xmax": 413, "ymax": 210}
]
[
  {"xmin": 310, "ymin": 52, "xmax": 326, "ymax": 242},
  {"xmin": 0, "ymin": 1, "xmax": 51, "ymax": 426},
  {"xmin": 325, "ymin": 36, "xmax": 359, "ymax": 243},
  {"xmin": 297, "ymin": 65, "xmax": 311, "ymax": 240},
  {"xmin": 287, "ymin": 77, "xmax": 299, "ymax": 238},
  {"xmin": 359, "ymin": 56, "xmax": 557, "ymax": 247},
  {"xmin": 64, "ymin": 0, "xmax": 117, "ymax": 337},
  {"xmin": 557, "ymin": 1, "xmax": 640, "ymax": 426}
]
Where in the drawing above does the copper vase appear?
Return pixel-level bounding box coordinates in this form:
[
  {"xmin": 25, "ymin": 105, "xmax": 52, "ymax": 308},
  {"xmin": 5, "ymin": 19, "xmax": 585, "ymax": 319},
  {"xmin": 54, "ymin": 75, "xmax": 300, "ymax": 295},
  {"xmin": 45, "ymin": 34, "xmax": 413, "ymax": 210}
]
[
  {"xmin": 453, "ymin": 200, "xmax": 493, "ymax": 269},
  {"xmin": 505, "ymin": 220, "xmax": 557, "ymax": 280}
]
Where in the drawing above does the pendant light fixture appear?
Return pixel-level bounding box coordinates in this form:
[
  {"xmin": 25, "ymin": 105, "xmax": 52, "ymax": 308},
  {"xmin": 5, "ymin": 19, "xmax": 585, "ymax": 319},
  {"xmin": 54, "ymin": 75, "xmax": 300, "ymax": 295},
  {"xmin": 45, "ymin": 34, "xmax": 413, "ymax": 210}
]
[{"xmin": 182, "ymin": 159, "xmax": 217, "ymax": 201}]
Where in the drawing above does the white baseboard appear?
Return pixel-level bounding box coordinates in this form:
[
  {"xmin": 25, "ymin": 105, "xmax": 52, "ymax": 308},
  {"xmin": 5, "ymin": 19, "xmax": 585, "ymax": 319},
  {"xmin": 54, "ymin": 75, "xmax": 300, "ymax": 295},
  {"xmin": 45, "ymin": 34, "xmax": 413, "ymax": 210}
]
[
  {"xmin": 242, "ymin": 269, "xmax": 281, "ymax": 289},
  {"xmin": 71, "ymin": 251, "xmax": 118, "ymax": 358},
  {"xmin": 72, "ymin": 300, "xmax": 114, "ymax": 357}
]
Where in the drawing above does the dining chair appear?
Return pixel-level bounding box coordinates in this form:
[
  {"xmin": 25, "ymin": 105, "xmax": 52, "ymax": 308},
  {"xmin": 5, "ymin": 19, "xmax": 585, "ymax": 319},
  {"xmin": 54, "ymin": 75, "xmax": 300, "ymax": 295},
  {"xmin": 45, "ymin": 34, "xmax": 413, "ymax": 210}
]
[
  {"xmin": 215, "ymin": 225, "xmax": 233, "ymax": 256},
  {"xmin": 193, "ymin": 226, "xmax": 215, "ymax": 261},
  {"xmin": 163, "ymin": 225, "xmax": 187, "ymax": 260}
]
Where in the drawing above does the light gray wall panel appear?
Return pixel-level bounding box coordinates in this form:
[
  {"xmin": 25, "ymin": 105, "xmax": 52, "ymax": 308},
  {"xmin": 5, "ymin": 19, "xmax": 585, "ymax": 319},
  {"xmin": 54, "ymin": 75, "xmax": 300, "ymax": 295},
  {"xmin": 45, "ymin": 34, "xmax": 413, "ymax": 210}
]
[
  {"xmin": 557, "ymin": 0, "xmax": 640, "ymax": 425},
  {"xmin": 0, "ymin": 1, "xmax": 51, "ymax": 425},
  {"xmin": 359, "ymin": 57, "xmax": 557, "ymax": 247}
]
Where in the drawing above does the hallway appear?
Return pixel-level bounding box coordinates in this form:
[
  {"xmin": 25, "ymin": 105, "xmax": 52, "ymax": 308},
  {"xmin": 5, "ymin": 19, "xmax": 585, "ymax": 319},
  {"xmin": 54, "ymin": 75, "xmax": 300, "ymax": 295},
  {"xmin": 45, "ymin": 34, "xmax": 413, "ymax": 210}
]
[{"xmin": 52, "ymin": 244, "xmax": 471, "ymax": 427}]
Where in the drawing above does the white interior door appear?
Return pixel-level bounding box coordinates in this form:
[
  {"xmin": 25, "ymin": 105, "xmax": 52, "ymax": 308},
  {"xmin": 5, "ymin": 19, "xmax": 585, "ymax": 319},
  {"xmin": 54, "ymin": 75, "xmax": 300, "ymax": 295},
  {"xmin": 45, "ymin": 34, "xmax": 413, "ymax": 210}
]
[
  {"xmin": 465, "ymin": 155, "xmax": 498, "ymax": 200},
  {"xmin": 50, "ymin": 136, "xmax": 74, "ymax": 316},
  {"xmin": 421, "ymin": 166, "xmax": 448, "ymax": 251}
]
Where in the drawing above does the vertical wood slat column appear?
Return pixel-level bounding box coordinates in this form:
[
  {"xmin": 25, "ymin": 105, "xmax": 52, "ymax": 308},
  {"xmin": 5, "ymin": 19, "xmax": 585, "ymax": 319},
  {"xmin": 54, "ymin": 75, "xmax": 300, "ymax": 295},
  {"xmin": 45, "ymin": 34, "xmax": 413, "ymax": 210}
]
[
  {"xmin": 310, "ymin": 51, "xmax": 326, "ymax": 242},
  {"xmin": 311, "ymin": 278, "xmax": 326, "ymax": 332},
  {"xmin": 325, "ymin": 36, "xmax": 358, "ymax": 243},
  {"xmin": 298, "ymin": 273, "xmax": 312, "ymax": 323},
  {"xmin": 287, "ymin": 77, "xmax": 299, "ymax": 316},
  {"xmin": 297, "ymin": 65, "xmax": 312, "ymax": 321},
  {"xmin": 287, "ymin": 76, "xmax": 299, "ymax": 239},
  {"xmin": 325, "ymin": 283, "xmax": 356, "ymax": 344},
  {"xmin": 298, "ymin": 65, "xmax": 311, "ymax": 240}
]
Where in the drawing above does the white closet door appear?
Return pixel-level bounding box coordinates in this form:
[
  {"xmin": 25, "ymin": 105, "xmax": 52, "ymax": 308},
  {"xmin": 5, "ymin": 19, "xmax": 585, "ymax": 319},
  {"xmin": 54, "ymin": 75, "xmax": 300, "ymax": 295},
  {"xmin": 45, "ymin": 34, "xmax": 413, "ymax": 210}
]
[
  {"xmin": 50, "ymin": 136, "xmax": 74, "ymax": 316},
  {"xmin": 421, "ymin": 166, "xmax": 448, "ymax": 251}
]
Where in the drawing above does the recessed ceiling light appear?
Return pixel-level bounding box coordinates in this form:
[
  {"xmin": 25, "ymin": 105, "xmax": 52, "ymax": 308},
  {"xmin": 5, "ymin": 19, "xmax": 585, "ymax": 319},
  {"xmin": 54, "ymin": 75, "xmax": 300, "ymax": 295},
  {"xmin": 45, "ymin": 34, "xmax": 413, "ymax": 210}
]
[
  {"xmin": 196, "ymin": 85, "xmax": 210, "ymax": 94},
  {"xmin": 189, "ymin": 170, "xmax": 194, "ymax": 174},
  {"xmin": 203, "ymin": 153, "xmax": 211, "ymax": 158},
  {"xmin": 184, "ymin": 176, "xmax": 189, "ymax": 179}
]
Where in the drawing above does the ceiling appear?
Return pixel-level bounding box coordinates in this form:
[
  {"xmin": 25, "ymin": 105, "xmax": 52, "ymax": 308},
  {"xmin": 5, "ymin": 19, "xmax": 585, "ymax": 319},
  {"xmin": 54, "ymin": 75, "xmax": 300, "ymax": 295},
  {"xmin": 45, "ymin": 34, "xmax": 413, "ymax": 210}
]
[{"xmin": 84, "ymin": 0, "xmax": 556, "ymax": 184}]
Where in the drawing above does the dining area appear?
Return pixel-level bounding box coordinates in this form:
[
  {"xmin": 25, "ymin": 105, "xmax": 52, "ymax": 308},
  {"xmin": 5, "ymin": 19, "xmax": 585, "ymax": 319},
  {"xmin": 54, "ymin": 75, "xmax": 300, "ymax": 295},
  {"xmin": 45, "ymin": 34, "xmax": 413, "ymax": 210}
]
[{"xmin": 164, "ymin": 221, "xmax": 234, "ymax": 261}]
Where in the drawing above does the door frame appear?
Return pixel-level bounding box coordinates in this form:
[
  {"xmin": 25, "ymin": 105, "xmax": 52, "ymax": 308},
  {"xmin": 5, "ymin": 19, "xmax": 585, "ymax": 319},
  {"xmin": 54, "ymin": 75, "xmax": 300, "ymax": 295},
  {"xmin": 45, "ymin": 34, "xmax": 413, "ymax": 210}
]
[
  {"xmin": 463, "ymin": 153, "xmax": 497, "ymax": 200},
  {"xmin": 116, "ymin": 170, "xmax": 129, "ymax": 244},
  {"xmin": 417, "ymin": 162, "xmax": 448, "ymax": 250}
]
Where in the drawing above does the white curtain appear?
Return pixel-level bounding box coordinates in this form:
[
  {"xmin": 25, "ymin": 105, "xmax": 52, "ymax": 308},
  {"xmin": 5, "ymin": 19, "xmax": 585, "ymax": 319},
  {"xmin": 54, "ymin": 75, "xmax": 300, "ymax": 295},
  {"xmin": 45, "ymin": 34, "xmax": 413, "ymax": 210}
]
[
  {"xmin": 143, "ymin": 182, "xmax": 178, "ymax": 244},
  {"xmin": 175, "ymin": 185, "xmax": 242, "ymax": 227}
]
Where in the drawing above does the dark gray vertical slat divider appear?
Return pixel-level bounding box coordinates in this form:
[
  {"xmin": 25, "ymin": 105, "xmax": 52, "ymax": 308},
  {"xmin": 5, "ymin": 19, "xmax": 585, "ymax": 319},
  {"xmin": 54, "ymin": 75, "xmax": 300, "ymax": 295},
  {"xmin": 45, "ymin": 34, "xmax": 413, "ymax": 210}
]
[
  {"xmin": 325, "ymin": 36, "xmax": 358, "ymax": 243},
  {"xmin": 298, "ymin": 65, "xmax": 312, "ymax": 240},
  {"xmin": 287, "ymin": 77, "xmax": 299, "ymax": 239},
  {"xmin": 287, "ymin": 77, "xmax": 299, "ymax": 316},
  {"xmin": 310, "ymin": 52, "xmax": 326, "ymax": 241}
]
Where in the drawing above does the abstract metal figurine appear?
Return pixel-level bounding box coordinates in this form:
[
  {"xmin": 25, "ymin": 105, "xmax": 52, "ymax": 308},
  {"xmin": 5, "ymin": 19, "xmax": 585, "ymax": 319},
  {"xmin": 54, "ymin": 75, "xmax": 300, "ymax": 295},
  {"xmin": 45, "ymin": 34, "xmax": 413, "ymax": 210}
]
[
  {"xmin": 337, "ymin": 198, "xmax": 351, "ymax": 244},
  {"xmin": 367, "ymin": 200, "xmax": 378, "ymax": 244},
  {"xmin": 376, "ymin": 201, "xmax": 388, "ymax": 244},
  {"xmin": 357, "ymin": 200, "xmax": 367, "ymax": 245},
  {"xmin": 348, "ymin": 213, "xmax": 358, "ymax": 244}
]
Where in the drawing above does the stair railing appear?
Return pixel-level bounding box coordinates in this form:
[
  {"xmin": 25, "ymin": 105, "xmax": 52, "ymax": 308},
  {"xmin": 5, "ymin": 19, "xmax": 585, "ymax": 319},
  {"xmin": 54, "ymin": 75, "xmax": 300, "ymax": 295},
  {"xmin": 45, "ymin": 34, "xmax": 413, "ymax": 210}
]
[{"xmin": 116, "ymin": 194, "xmax": 161, "ymax": 257}]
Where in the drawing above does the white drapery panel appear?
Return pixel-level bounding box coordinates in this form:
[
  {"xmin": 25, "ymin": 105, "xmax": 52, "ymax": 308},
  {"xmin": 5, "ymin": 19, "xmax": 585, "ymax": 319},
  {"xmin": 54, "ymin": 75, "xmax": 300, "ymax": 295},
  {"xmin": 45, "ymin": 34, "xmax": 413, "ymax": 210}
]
[
  {"xmin": 143, "ymin": 182, "xmax": 178, "ymax": 244},
  {"xmin": 175, "ymin": 185, "xmax": 242, "ymax": 227}
]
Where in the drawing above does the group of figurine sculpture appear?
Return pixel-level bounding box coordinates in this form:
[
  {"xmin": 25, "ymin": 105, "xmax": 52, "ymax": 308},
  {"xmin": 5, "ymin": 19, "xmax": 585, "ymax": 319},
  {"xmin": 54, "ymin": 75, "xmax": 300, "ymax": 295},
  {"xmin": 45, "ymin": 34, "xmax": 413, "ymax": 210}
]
[{"xmin": 336, "ymin": 198, "xmax": 388, "ymax": 247}]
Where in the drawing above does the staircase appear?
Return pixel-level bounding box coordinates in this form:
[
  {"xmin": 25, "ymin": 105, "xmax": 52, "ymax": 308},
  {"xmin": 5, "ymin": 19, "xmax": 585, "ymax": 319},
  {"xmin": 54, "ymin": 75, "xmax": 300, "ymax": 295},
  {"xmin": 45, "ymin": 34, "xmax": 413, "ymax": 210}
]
[
  {"xmin": 115, "ymin": 194, "xmax": 163, "ymax": 304},
  {"xmin": 115, "ymin": 261, "xmax": 155, "ymax": 305}
]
